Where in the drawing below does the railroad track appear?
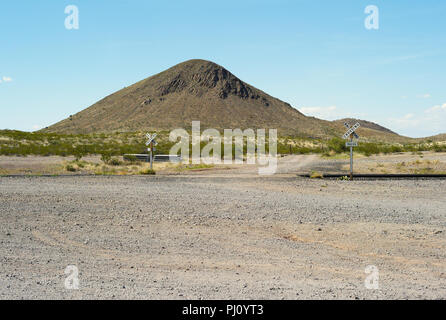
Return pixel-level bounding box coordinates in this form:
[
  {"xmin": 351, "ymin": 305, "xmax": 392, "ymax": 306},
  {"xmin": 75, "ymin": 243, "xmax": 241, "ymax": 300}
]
[{"xmin": 299, "ymin": 173, "xmax": 446, "ymax": 180}]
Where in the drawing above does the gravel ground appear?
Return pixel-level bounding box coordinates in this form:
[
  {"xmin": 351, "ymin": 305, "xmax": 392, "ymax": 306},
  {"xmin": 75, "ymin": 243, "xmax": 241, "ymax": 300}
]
[
  {"xmin": 0, "ymin": 157, "xmax": 445, "ymax": 300},
  {"xmin": 0, "ymin": 155, "xmax": 102, "ymax": 175},
  {"xmin": 301, "ymin": 152, "xmax": 446, "ymax": 175}
]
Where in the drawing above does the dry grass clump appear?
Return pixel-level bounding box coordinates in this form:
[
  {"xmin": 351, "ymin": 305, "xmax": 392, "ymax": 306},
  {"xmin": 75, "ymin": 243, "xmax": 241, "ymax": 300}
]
[
  {"xmin": 173, "ymin": 163, "xmax": 215, "ymax": 172},
  {"xmin": 310, "ymin": 171, "xmax": 324, "ymax": 179},
  {"xmin": 348, "ymin": 157, "xmax": 446, "ymax": 174},
  {"xmin": 139, "ymin": 168, "xmax": 156, "ymax": 175},
  {"xmin": 61, "ymin": 158, "xmax": 181, "ymax": 175},
  {"xmin": 65, "ymin": 164, "xmax": 76, "ymax": 172}
]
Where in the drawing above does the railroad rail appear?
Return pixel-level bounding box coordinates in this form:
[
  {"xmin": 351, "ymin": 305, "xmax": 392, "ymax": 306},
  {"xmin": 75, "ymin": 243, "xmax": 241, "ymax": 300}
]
[{"xmin": 299, "ymin": 173, "xmax": 446, "ymax": 179}]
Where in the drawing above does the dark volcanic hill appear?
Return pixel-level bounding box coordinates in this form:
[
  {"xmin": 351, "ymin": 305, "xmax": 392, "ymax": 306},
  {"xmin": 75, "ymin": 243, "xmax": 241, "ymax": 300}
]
[
  {"xmin": 43, "ymin": 59, "xmax": 337, "ymax": 137},
  {"xmin": 43, "ymin": 59, "xmax": 408, "ymax": 141}
]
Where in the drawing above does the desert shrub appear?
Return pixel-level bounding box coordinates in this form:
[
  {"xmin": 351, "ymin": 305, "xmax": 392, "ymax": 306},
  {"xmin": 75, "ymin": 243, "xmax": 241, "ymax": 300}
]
[
  {"xmin": 186, "ymin": 164, "xmax": 214, "ymax": 170},
  {"xmin": 327, "ymin": 138, "xmax": 347, "ymax": 154},
  {"xmin": 295, "ymin": 146, "xmax": 314, "ymax": 154},
  {"xmin": 100, "ymin": 153, "xmax": 112, "ymax": 163},
  {"xmin": 357, "ymin": 142, "xmax": 381, "ymax": 156},
  {"xmin": 74, "ymin": 151, "xmax": 84, "ymax": 161},
  {"xmin": 65, "ymin": 164, "xmax": 76, "ymax": 172},
  {"xmin": 390, "ymin": 145, "xmax": 403, "ymax": 153},
  {"xmin": 73, "ymin": 160, "xmax": 87, "ymax": 168},
  {"xmin": 123, "ymin": 154, "xmax": 139, "ymax": 163},
  {"xmin": 433, "ymin": 143, "xmax": 446, "ymax": 152},
  {"xmin": 310, "ymin": 171, "xmax": 323, "ymax": 179},
  {"xmin": 94, "ymin": 165, "xmax": 117, "ymax": 175},
  {"xmin": 139, "ymin": 168, "xmax": 156, "ymax": 175},
  {"xmin": 108, "ymin": 157, "xmax": 123, "ymax": 166}
]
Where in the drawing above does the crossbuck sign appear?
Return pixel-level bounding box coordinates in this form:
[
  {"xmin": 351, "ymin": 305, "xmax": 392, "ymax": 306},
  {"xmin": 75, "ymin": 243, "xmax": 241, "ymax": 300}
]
[
  {"xmin": 342, "ymin": 122, "xmax": 361, "ymax": 180},
  {"xmin": 146, "ymin": 133, "xmax": 157, "ymax": 145},
  {"xmin": 342, "ymin": 122, "xmax": 360, "ymax": 140},
  {"xmin": 146, "ymin": 133, "xmax": 157, "ymax": 170}
]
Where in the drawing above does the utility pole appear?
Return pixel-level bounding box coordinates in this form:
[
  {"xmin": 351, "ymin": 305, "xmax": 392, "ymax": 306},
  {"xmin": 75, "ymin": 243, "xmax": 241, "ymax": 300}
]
[
  {"xmin": 349, "ymin": 134, "xmax": 353, "ymax": 181},
  {"xmin": 150, "ymin": 140, "xmax": 153, "ymax": 170}
]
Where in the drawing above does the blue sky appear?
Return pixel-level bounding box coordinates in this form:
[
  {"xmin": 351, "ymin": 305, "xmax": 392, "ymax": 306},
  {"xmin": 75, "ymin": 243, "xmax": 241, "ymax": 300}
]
[{"xmin": 1, "ymin": 0, "xmax": 445, "ymax": 137}]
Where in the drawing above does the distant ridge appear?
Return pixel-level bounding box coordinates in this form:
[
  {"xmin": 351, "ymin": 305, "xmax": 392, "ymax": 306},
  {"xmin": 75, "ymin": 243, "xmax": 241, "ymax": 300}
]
[{"xmin": 334, "ymin": 118, "xmax": 397, "ymax": 135}]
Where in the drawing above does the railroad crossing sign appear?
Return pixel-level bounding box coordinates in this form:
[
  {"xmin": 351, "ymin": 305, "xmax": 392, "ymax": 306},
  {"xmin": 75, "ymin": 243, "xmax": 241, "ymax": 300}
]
[
  {"xmin": 343, "ymin": 122, "xmax": 359, "ymax": 139},
  {"xmin": 343, "ymin": 122, "xmax": 361, "ymax": 139},
  {"xmin": 146, "ymin": 133, "xmax": 157, "ymax": 145},
  {"xmin": 342, "ymin": 122, "xmax": 361, "ymax": 181},
  {"xmin": 145, "ymin": 132, "xmax": 157, "ymax": 170}
]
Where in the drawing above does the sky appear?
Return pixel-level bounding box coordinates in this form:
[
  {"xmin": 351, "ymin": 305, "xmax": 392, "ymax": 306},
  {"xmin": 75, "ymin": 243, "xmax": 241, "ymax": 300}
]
[{"xmin": 1, "ymin": 0, "xmax": 445, "ymax": 138}]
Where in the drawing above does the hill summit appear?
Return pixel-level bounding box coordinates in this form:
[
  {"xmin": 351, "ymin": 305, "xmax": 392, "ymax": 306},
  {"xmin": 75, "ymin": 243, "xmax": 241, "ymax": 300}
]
[{"xmin": 43, "ymin": 59, "xmax": 335, "ymax": 137}]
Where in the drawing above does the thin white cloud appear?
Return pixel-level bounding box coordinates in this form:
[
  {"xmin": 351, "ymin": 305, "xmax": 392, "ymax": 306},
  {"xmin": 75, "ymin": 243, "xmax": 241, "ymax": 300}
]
[
  {"xmin": 388, "ymin": 113, "xmax": 418, "ymax": 127},
  {"xmin": 0, "ymin": 76, "xmax": 12, "ymax": 83},
  {"xmin": 299, "ymin": 105, "xmax": 341, "ymax": 120},
  {"xmin": 425, "ymin": 103, "xmax": 446, "ymax": 114},
  {"xmin": 386, "ymin": 102, "xmax": 446, "ymax": 137},
  {"xmin": 416, "ymin": 93, "xmax": 431, "ymax": 99},
  {"xmin": 32, "ymin": 125, "xmax": 42, "ymax": 131}
]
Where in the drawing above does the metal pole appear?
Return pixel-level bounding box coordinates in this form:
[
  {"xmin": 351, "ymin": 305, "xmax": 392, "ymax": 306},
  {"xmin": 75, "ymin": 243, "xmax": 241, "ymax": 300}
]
[
  {"xmin": 349, "ymin": 135, "xmax": 353, "ymax": 181},
  {"xmin": 150, "ymin": 140, "xmax": 153, "ymax": 170}
]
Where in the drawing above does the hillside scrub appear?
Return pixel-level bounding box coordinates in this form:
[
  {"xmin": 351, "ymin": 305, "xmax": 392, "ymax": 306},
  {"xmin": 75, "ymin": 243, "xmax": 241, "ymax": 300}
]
[{"xmin": 0, "ymin": 129, "xmax": 444, "ymax": 158}]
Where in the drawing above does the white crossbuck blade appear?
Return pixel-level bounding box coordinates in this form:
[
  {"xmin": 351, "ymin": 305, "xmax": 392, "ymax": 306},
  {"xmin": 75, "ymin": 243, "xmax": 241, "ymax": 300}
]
[
  {"xmin": 343, "ymin": 122, "xmax": 359, "ymax": 139},
  {"xmin": 145, "ymin": 133, "xmax": 157, "ymax": 145},
  {"xmin": 342, "ymin": 122, "xmax": 361, "ymax": 139}
]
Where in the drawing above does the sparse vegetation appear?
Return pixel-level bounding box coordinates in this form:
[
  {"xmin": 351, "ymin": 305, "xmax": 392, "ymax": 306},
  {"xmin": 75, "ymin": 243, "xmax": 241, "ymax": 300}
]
[
  {"xmin": 1, "ymin": 129, "xmax": 446, "ymax": 161},
  {"xmin": 100, "ymin": 153, "xmax": 112, "ymax": 164},
  {"xmin": 345, "ymin": 157, "xmax": 446, "ymax": 174},
  {"xmin": 108, "ymin": 157, "xmax": 123, "ymax": 166},
  {"xmin": 139, "ymin": 168, "xmax": 156, "ymax": 175},
  {"xmin": 65, "ymin": 164, "xmax": 76, "ymax": 172},
  {"xmin": 174, "ymin": 163, "xmax": 215, "ymax": 172},
  {"xmin": 123, "ymin": 154, "xmax": 140, "ymax": 163},
  {"xmin": 310, "ymin": 171, "xmax": 324, "ymax": 179}
]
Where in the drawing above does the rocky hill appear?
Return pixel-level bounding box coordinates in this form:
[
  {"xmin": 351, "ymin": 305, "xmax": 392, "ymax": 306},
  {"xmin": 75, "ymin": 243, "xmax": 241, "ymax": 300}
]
[{"xmin": 43, "ymin": 59, "xmax": 408, "ymax": 141}]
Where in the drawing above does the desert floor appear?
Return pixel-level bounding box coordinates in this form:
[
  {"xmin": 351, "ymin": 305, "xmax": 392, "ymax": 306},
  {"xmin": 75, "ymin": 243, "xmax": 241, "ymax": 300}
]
[{"xmin": 0, "ymin": 154, "xmax": 445, "ymax": 299}]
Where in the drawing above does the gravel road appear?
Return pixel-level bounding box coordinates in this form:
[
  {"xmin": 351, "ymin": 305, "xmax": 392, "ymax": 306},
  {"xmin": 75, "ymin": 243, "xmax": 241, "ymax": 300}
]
[{"xmin": 0, "ymin": 162, "xmax": 445, "ymax": 299}]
